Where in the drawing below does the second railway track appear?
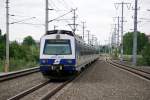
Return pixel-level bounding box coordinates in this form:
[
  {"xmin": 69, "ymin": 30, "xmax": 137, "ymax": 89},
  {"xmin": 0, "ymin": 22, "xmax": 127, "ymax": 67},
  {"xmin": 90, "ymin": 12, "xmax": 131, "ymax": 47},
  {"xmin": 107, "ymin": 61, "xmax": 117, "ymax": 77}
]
[
  {"xmin": 0, "ymin": 68, "xmax": 44, "ymax": 100},
  {"xmin": 0, "ymin": 67, "xmax": 39, "ymax": 82},
  {"xmin": 106, "ymin": 58, "xmax": 150, "ymax": 81}
]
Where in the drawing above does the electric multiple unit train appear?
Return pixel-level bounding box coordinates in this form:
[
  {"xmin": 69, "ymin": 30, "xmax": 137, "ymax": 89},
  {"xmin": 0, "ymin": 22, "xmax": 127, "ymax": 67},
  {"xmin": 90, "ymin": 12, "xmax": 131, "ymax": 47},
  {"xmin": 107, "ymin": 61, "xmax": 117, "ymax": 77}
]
[{"xmin": 40, "ymin": 30, "xmax": 99, "ymax": 79}]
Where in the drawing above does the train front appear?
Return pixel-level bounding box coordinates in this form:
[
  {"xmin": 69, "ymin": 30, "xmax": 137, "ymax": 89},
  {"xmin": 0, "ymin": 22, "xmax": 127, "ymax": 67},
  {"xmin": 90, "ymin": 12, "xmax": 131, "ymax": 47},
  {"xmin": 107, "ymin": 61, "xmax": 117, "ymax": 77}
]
[{"xmin": 40, "ymin": 31, "xmax": 76, "ymax": 79}]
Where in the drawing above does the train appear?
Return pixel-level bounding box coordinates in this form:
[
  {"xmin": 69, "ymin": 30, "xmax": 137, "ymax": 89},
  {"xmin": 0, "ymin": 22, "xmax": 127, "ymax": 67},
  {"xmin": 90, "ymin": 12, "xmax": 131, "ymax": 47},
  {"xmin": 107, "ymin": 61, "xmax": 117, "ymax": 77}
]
[{"xmin": 39, "ymin": 30, "xmax": 99, "ymax": 79}]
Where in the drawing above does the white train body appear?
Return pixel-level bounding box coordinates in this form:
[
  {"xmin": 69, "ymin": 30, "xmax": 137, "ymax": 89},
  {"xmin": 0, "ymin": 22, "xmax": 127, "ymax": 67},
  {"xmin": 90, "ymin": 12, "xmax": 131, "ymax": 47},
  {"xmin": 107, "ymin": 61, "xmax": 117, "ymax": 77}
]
[{"xmin": 40, "ymin": 30, "xmax": 99, "ymax": 79}]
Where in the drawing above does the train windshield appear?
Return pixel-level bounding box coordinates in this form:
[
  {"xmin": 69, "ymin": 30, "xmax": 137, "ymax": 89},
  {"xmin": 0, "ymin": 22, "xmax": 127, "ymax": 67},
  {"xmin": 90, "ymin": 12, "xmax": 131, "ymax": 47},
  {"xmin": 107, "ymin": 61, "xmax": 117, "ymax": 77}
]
[{"xmin": 43, "ymin": 39, "xmax": 72, "ymax": 55}]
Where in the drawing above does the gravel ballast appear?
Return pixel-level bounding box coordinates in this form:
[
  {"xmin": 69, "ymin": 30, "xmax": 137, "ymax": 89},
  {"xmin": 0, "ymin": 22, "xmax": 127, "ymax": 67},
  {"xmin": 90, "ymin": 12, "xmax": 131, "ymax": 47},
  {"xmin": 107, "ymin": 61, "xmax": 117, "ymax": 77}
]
[
  {"xmin": 20, "ymin": 82, "xmax": 61, "ymax": 100},
  {"xmin": 0, "ymin": 72, "xmax": 46, "ymax": 100},
  {"xmin": 50, "ymin": 60, "xmax": 150, "ymax": 100}
]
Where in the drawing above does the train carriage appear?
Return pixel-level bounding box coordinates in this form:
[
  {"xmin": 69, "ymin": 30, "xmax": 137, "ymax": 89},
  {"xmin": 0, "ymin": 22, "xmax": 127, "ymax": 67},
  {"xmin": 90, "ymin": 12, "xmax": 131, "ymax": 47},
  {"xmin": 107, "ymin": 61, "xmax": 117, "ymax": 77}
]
[{"xmin": 40, "ymin": 30, "xmax": 99, "ymax": 79}]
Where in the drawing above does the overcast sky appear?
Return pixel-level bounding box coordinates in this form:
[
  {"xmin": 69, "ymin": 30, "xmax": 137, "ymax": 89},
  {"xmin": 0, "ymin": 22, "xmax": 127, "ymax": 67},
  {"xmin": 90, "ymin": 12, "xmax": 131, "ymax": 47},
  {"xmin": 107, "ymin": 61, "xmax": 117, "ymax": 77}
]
[{"xmin": 0, "ymin": 0, "xmax": 150, "ymax": 44}]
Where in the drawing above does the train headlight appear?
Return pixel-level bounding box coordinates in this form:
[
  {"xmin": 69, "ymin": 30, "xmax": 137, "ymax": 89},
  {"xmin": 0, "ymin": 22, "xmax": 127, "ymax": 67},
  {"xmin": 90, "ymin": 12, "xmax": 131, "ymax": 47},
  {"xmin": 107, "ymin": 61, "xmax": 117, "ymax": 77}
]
[
  {"xmin": 67, "ymin": 59, "xmax": 72, "ymax": 64},
  {"xmin": 41, "ymin": 59, "xmax": 48, "ymax": 64}
]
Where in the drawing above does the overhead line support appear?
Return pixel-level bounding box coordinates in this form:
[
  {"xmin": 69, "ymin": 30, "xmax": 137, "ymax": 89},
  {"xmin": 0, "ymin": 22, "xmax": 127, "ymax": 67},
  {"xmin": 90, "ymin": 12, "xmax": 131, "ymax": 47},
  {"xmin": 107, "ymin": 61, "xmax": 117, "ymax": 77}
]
[
  {"xmin": 5, "ymin": 0, "xmax": 10, "ymax": 72},
  {"xmin": 132, "ymin": 0, "xmax": 138, "ymax": 65},
  {"xmin": 114, "ymin": 2, "xmax": 131, "ymax": 61}
]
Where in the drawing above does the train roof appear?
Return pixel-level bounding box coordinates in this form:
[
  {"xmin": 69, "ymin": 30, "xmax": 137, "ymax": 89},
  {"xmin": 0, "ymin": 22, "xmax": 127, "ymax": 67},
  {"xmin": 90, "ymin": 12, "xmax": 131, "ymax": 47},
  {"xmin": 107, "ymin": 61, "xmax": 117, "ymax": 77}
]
[
  {"xmin": 45, "ymin": 30, "xmax": 97, "ymax": 49},
  {"xmin": 46, "ymin": 30, "xmax": 74, "ymax": 36},
  {"xmin": 46, "ymin": 30, "xmax": 83, "ymax": 40}
]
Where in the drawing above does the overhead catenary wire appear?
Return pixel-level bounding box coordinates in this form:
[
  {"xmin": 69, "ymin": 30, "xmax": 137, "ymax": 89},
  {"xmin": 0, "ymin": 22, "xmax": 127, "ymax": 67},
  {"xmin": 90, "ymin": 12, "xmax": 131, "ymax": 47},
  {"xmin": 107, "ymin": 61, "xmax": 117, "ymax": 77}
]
[
  {"xmin": 65, "ymin": 20, "xmax": 74, "ymax": 31},
  {"xmin": 48, "ymin": 10, "xmax": 73, "ymax": 23},
  {"xmin": 9, "ymin": 14, "xmax": 35, "ymax": 18},
  {"xmin": 61, "ymin": 0, "xmax": 70, "ymax": 9},
  {"xmin": 114, "ymin": 2, "xmax": 131, "ymax": 61},
  {"xmin": 13, "ymin": 22, "xmax": 44, "ymax": 26},
  {"xmin": 48, "ymin": 2, "xmax": 54, "ymax": 10},
  {"xmin": 49, "ymin": 0, "xmax": 72, "ymax": 13},
  {"xmin": 48, "ymin": 0, "xmax": 86, "ymax": 35},
  {"xmin": 9, "ymin": 14, "xmax": 43, "ymax": 24},
  {"xmin": 49, "ymin": 0, "xmax": 60, "ymax": 11},
  {"xmin": 47, "ymin": 0, "xmax": 92, "ymax": 41},
  {"xmin": 56, "ymin": 0, "xmax": 70, "ymax": 10},
  {"xmin": 10, "ymin": 17, "xmax": 36, "ymax": 24}
]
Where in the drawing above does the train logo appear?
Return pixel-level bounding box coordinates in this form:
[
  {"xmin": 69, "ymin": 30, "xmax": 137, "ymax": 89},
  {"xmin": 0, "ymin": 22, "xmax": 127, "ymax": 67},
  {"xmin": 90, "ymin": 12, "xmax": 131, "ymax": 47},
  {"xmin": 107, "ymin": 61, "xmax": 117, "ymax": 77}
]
[{"xmin": 53, "ymin": 59, "xmax": 61, "ymax": 64}]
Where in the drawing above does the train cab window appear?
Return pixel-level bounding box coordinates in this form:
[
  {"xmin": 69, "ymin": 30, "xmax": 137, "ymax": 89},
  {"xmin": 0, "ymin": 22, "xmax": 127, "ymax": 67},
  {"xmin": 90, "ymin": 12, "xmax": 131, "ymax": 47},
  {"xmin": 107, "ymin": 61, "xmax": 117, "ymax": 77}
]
[{"xmin": 43, "ymin": 39, "xmax": 72, "ymax": 55}]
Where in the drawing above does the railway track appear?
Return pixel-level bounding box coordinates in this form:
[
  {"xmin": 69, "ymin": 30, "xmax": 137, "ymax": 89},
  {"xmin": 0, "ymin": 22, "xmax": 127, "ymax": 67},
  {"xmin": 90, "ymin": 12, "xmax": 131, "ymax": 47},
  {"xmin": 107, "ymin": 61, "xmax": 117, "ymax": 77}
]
[
  {"xmin": 7, "ymin": 80, "xmax": 70, "ymax": 100},
  {"xmin": 106, "ymin": 58, "xmax": 150, "ymax": 81},
  {"xmin": 39, "ymin": 81, "xmax": 70, "ymax": 100},
  {"xmin": 0, "ymin": 67, "xmax": 39, "ymax": 82},
  {"xmin": 6, "ymin": 60, "xmax": 98, "ymax": 100},
  {"xmin": 112, "ymin": 60, "xmax": 150, "ymax": 74},
  {"xmin": 7, "ymin": 81, "xmax": 49, "ymax": 100}
]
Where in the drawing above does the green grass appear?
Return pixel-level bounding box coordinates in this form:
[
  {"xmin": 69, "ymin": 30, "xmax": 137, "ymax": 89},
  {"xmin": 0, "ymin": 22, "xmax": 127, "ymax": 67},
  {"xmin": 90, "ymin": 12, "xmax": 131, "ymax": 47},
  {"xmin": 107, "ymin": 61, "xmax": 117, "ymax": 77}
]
[
  {"xmin": 0, "ymin": 59, "xmax": 38, "ymax": 72},
  {"xmin": 123, "ymin": 55, "xmax": 132, "ymax": 61},
  {"xmin": 123, "ymin": 55, "xmax": 148, "ymax": 66},
  {"xmin": 111, "ymin": 54, "xmax": 149, "ymax": 66},
  {"xmin": 0, "ymin": 60, "xmax": 5, "ymax": 72},
  {"xmin": 137, "ymin": 57, "xmax": 148, "ymax": 66}
]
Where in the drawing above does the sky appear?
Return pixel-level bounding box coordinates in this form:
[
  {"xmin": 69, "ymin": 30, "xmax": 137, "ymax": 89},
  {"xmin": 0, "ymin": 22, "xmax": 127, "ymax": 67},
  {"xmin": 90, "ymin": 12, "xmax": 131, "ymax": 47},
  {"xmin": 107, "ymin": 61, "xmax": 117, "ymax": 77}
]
[{"xmin": 0, "ymin": 0, "xmax": 150, "ymax": 44}]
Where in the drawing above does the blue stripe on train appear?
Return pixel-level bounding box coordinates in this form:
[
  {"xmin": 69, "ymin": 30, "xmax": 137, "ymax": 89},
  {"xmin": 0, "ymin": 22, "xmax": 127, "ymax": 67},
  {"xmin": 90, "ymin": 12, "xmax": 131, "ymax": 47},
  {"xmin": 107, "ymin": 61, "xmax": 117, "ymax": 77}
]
[
  {"xmin": 40, "ymin": 65, "xmax": 76, "ymax": 72},
  {"xmin": 40, "ymin": 59, "xmax": 76, "ymax": 65}
]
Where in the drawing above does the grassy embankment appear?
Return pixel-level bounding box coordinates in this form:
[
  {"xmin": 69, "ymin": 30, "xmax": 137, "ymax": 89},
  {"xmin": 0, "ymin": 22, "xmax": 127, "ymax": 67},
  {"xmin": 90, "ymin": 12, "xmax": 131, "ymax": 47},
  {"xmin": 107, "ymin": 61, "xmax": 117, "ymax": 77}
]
[
  {"xmin": 122, "ymin": 55, "xmax": 148, "ymax": 66},
  {"xmin": 0, "ymin": 59, "xmax": 38, "ymax": 72}
]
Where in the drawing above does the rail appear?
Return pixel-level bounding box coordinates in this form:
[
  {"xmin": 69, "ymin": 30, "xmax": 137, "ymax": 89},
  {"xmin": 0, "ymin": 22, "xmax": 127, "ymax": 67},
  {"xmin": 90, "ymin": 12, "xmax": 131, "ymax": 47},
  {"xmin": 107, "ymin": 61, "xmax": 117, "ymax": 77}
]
[
  {"xmin": 7, "ymin": 60, "xmax": 98, "ymax": 100},
  {"xmin": 0, "ymin": 67, "xmax": 39, "ymax": 82},
  {"xmin": 106, "ymin": 58, "xmax": 150, "ymax": 81}
]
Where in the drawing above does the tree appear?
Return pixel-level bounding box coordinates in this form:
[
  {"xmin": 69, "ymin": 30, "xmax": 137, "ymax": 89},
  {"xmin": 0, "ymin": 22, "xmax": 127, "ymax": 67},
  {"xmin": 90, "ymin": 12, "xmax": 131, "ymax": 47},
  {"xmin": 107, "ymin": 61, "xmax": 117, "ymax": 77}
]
[
  {"xmin": 0, "ymin": 43, "xmax": 5, "ymax": 59},
  {"xmin": 25, "ymin": 46, "xmax": 39, "ymax": 61},
  {"xmin": 0, "ymin": 33, "xmax": 6, "ymax": 59},
  {"xmin": 10, "ymin": 41, "xmax": 26, "ymax": 59},
  {"xmin": 22, "ymin": 36, "xmax": 36, "ymax": 46},
  {"xmin": 22, "ymin": 36, "xmax": 39, "ymax": 61},
  {"xmin": 142, "ymin": 43, "xmax": 150, "ymax": 65},
  {"xmin": 123, "ymin": 32, "xmax": 148, "ymax": 55}
]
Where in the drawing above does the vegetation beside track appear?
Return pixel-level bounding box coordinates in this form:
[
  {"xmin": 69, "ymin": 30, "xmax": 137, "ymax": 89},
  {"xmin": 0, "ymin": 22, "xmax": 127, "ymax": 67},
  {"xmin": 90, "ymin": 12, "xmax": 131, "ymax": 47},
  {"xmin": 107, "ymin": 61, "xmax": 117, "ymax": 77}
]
[
  {"xmin": 111, "ymin": 31, "xmax": 150, "ymax": 66},
  {"xmin": 0, "ymin": 31, "xmax": 39, "ymax": 72}
]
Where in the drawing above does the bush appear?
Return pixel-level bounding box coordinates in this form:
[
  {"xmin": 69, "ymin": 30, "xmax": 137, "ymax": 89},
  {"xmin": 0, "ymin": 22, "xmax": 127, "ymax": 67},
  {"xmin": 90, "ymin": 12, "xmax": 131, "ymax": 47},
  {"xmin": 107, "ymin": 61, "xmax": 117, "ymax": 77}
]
[
  {"xmin": 123, "ymin": 32, "xmax": 148, "ymax": 55},
  {"xmin": 0, "ymin": 59, "xmax": 5, "ymax": 72},
  {"xmin": 0, "ymin": 35, "xmax": 39, "ymax": 72},
  {"xmin": 9, "ymin": 59, "xmax": 38, "ymax": 71},
  {"xmin": 142, "ymin": 43, "xmax": 150, "ymax": 66}
]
